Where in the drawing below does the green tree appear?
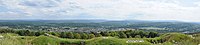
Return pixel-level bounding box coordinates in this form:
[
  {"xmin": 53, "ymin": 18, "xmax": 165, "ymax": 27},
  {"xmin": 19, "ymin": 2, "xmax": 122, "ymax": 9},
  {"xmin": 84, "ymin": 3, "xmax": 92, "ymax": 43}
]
[
  {"xmin": 96, "ymin": 33, "xmax": 102, "ymax": 37},
  {"xmin": 138, "ymin": 31, "xmax": 145, "ymax": 38},
  {"xmin": 60, "ymin": 32, "xmax": 67, "ymax": 38},
  {"xmin": 50, "ymin": 32, "xmax": 59, "ymax": 37},
  {"xmin": 135, "ymin": 35, "xmax": 141, "ymax": 38},
  {"xmin": 101, "ymin": 32, "xmax": 110, "ymax": 36},
  {"xmin": 67, "ymin": 32, "xmax": 74, "ymax": 39},
  {"xmin": 110, "ymin": 31, "xmax": 118, "ymax": 37},
  {"xmin": 35, "ymin": 31, "xmax": 41, "ymax": 36},
  {"xmin": 29, "ymin": 31, "xmax": 35, "ymax": 36},
  {"xmin": 17, "ymin": 30, "xmax": 27, "ymax": 36},
  {"xmin": 118, "ymin": 32, "xmax": 127, "ymax": 38},
  {"xmin": 89, "ymin": 34, "xmax": 95, "ymax": 39},
  {"xmin": 148, "ymin": 32, "xmax": 158, "ymax": 38},
  {"xmin": 24, "ymin": 30, "xmax": 30, "ymax": 36},
  {"xmin": 81, "ymin": 33, "xmax": 88, "ymax": 39},
  {"xmin": 0, "ymin": 28, "xmax": 14, "ymax": 33},
  {"xmin": 129, "ymin": 36, "xmax": 132, "ymax": 38},
  {"xmin": 74, "ymin": 33, "xmax": 81, "ymax": 39}
]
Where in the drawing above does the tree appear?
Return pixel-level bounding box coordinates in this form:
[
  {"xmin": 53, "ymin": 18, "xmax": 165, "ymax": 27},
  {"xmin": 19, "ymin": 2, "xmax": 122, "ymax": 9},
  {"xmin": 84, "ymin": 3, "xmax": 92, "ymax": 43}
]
[
  {"xmin": 89, "ymin": 34, "xmax": 95, "ymax": 39},
  {"xmin": 81, "ymin": 33, "xmax": 88, "ymax": 39},
  {"xmin": 110, "ymin": 31, "xmax": 118, "ymax": 37},
  {"xmin": 60, "ymin": 32, "xmax": 67, "ymax": 38},
  {"xmin": 138, "ymin": 31, "xmax": 145, "ymax": 38},
  {"xmin": 129, "ymin": 36, "xmax": 132, "ymax": 38},
  {"xmin": 100, "ymin": 32, "xmax": 110, "ymax": 36},
  {"xmin": 135, "ymin": 35, "xmax": 141, "ymax": 38},
  {"xmin": 0, "ymin": 28, "xmax": 14, "ymax": 33},
  {"xmin": 125, "ymin": 31, "xmax": 132, "ymax": 38},
  {"xmin": 96, "ymin": 33, "xmax": 102, "ymax": 37},
  {"xmin": 74, "ymin": 33, "xmax": 81, "ymax": 39},
  {"xmin": 35, "ymin": 31, "xmax": 41, "ymax": 36},
  {"xmin": 67, "ymin": 32, "xmax": 74, "ymax": 39},
  {"xmin": 118, "ymin": 32, "xmax": 127, "ymax": 38},
  {"xmin": 29, "ymin": 31, "xmax": 35, "ymax": 36},
  {"xmin": 50, "ymin": 32, "xmax": 59, "ymax": 37},
  {"xmin": 17, "ymin": 30, "xmax": 29, "ymax": 36},
  {"xmin": 148, "ymin": 32, "xmax": 159, "ymax": 38},
  {"xmin": 130, "ymin": 31, "xmax": 139, "ymax": 38},
  {"xmin": 24, "ymin": 30, "xmax": 30, "ymax": 36}
]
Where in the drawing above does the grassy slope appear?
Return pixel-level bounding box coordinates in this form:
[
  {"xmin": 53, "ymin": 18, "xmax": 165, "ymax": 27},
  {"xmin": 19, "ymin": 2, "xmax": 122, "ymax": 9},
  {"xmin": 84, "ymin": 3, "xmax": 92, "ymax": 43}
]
[
  {"xmin": 0, "ymin": 33, "xmax": 37, "ymax": 45},
  {"xmin": 0, "ymin": 33, "xmax": 198, "ymax": 45}
]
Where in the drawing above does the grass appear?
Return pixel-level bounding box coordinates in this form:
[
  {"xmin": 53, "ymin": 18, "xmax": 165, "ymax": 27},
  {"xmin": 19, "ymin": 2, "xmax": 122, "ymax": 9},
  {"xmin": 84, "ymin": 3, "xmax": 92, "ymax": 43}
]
[
  {"xmin": 85, "ymin": 37, "xmax": 127, "ymax": 45},
  {"xmin": 85, "ymin": 37, "xmax": 155, "ymax": 45},
  {"xmin": 0, "ymin": 33, "xmax": 199, "ymax": 45},
  {"xmin": 31, "ymin": 35, "xmax": 61, "ymax": 45},
  {"xmin": 0, "ymin": 33, "xmax": 23, "ymax": 45},
  {"xmin": 160, "ymin": 33, "xmax": 192, "ymax": 42}
]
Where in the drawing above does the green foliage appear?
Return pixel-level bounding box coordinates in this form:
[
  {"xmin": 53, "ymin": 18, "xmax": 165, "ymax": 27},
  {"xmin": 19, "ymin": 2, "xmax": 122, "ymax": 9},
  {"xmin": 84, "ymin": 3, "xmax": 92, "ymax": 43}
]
[
  {"xmin": 110, "ymin": 31, "xmax": 118, "ymax": 37},
  {"xmin": 49, "ymin": 32, "xmax": 59, "ymax": 37},
  {"xmin": 148, "ymin": 32, "xmax": 159, "ymax": 38},
  {"xmin": 31, "ymin": 36, "xmax": 61, "ymax": 45},
  {"xmin": 60, "ymin": 32, "xmax": 67, "ymax": 38},
  {"xmin": 177, "ymin": 40, "xmax": 198, "ymax": 45},
  {"xmin": 0, "ymin": 33, "xmax": 199, "ymax": 45},
  {"xmin": 17, "ymin": 30, "xmax": 30, "ymax": 36},
  {"xmin": 0, "ymin": 28, "xmax": 14, "ymax": 33},
  {"xmin": 118, "ymin": 32, "xmax": 127, "ymax": 38},
  {"xmin": 81, "ymin": 33, "xmax": 88, "ymax": 39},
  {"xmin": 100, "ymin": 32, "xmax": 111, "ymax": 36},
  {"xmin": 88, "ymin": 34, "xmax": 95, "ymax": 39},
  {"xmin": 34, "ymin": 32, "xmax": 41, "ymax": 36},
  {"xmin": 135, "ymin": 35, "xmax": 141, "ymax": 38},
  {"xmin": 0, "ymin": 29, "xmax": 160, "ymax": 39},
  {"xmin": 74, "ymin": 33, "xmax": 81, "ymax": 39},
  {"xmin": 193, "ymin": 36, "xmax": 200, "ymax": 44},
  {"xmin": 66, "ymin": 32, "xmax": 74, "ymax": 39},
  {"xmin": 1, "ymin": 28, "xmax": 199, "ymax": 45},
  {"xmin": 96, "ymin": 33, "xmax": 102, "ymax": 37},
  {"xmin": 161, "ymin": 33, "xmax": 192, "ymax": 42},
  {"xmin": 129, "ymin": 36, "xmax": 132, "ymax": 38},
  {"xmin": 0, "ymin": 33, "xmax": 23, "ymax": 45}
]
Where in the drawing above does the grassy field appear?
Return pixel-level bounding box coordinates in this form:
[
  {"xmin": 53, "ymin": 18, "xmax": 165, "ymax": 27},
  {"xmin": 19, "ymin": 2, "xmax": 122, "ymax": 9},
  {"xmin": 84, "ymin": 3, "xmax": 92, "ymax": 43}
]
[{"xmin": 0, "ymin": 33, "xmax": 199, "ymax": 45}]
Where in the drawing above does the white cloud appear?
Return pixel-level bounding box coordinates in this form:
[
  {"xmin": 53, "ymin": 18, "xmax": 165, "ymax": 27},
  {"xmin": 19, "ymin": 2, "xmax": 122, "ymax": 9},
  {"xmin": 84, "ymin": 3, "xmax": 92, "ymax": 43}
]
[
  {"xmin": 73, "ymin": 0, "xmax": 200, "ymax": 22},
  {"xmin": 0, "ymin": 0, "xmax": 200, "ymax": 22}
]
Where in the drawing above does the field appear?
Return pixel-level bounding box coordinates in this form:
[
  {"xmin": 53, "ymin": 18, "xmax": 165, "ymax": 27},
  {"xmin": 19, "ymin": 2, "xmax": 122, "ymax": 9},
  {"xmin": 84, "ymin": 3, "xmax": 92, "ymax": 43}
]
[{"xmin": 0, "ymin": 33, "xmax": 199, "ymax": 45}]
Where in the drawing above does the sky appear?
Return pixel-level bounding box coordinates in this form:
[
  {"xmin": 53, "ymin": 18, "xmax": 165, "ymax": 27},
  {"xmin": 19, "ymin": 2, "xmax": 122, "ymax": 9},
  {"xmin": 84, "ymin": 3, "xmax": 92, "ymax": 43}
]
[{"xmin": 0, "ymin": 0, "xmax": 200, "ymax": 22}]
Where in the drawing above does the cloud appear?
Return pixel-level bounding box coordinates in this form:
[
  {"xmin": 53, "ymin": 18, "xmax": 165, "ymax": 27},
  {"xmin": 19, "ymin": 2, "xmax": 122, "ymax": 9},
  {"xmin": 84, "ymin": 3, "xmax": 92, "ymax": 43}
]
[{"xmin": 0, "ymin": 0, "xmax": 200, "ymax": 22}]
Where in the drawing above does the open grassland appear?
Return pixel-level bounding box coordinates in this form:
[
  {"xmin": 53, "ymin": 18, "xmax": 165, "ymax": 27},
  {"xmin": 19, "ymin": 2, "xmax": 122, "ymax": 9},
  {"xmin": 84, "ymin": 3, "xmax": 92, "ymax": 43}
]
[{"xmin": 0, "ymin": 33, "xmax": 199, "ymax": 45}]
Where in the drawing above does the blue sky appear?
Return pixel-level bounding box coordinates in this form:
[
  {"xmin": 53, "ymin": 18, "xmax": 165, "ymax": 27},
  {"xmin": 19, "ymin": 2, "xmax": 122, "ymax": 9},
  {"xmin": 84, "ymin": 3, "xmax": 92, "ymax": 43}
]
[{"xmin": 0, "ymin": 0, "xmax": 200, "ymax": 22}]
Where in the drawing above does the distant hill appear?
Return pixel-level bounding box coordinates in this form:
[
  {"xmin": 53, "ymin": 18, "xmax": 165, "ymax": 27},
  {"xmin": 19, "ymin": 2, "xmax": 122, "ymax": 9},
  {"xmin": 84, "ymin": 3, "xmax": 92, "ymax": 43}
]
[
  {"xmin": 0, "ymin": 20, "xmax": 200, "ymax": 33},
  {"xmin": 0, "ymin": 20, "xmax": 108, "ymax": 23},
  {"xmin": 100, "ymin": 20, "xmax": 152, "ymax": 25},
  {"xmin": 120, "ymin": 22, "xmax": 200, "ymax": 32}
]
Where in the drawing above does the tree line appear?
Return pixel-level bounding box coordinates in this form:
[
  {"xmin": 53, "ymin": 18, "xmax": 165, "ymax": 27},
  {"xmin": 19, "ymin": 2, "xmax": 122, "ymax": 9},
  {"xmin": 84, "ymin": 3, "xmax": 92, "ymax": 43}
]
[{"xmin": 0, "ymin": 28, "xmax": 159, "ymax": 39}]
